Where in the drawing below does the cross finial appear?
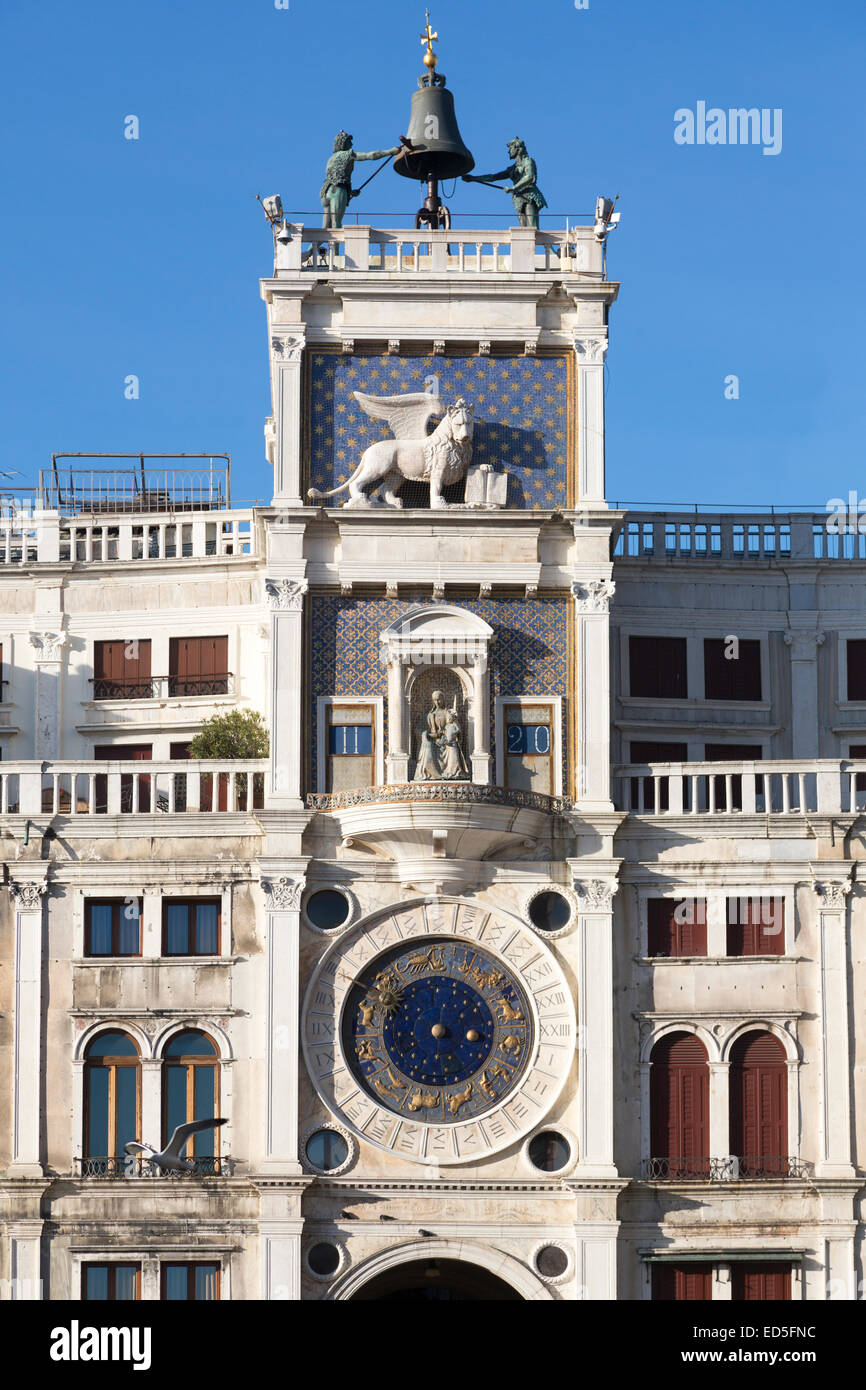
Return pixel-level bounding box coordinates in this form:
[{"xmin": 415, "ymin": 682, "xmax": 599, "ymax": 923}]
[{"xmin": 420, "ymin": 10, "xmax": 438, "ymax": 71}]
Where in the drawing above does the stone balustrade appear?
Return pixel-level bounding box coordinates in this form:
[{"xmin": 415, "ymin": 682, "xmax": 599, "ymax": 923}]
[
  {"xmin": 615, "ymin": 759, "xmax": 866, "ymax": 816},
  {"xmin": 613, "ymin": 512, "xmax": 866, "ymax": 563},
  {"xmin": 0, "ymin": 509, "xmax": 258, "ymax": 566},
  {"xmin": 274, "ymin": 223, "xmax": 603, "ymax": 277},
  {"xmin": 0, "ymin": 759, "xmax": 268, "ymax": 817}
]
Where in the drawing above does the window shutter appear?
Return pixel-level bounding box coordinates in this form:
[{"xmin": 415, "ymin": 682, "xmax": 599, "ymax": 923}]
[
  {"xmin": 730, "ymin": 1032, "xmax": 787, "ymax": 1166},
  {"xmin": 847, "ymin": 640, "xmax": 866, "ymax": 700}
]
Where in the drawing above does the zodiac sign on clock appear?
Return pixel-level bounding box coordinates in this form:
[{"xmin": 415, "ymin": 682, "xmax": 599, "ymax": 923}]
[
  {"xmin": 494, "ymin": 996, "xmax": 524, "ymax": 1024},
  {"xmin": 404, "ymin": 945, "xmax": 446, "ymax": 974},
  {"xmin": 447, "ymin": 1082, "xmax": 474, "ymax": 1116},
  {"xmin": 407, "ymin": 1088, "xmax": 441, "ymax": 1112}
]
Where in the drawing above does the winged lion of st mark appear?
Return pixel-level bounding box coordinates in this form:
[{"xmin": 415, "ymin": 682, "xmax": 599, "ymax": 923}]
[{"xmin": 307, "ymin": 391, "xmax": 475, "ymax": 509}]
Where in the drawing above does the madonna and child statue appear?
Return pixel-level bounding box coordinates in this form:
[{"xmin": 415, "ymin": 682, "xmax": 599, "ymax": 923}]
[{"xmin": 413, "ymin": 690, "xmax": 470, "ymax": 782}]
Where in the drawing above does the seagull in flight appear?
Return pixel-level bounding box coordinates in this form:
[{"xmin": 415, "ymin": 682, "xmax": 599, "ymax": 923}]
[{"xmin": 125, "ymin": 1118, "xmax": 227, "ymax": 1173}]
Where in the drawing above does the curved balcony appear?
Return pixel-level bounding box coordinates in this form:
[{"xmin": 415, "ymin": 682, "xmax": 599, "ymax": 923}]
[{"xmin": 305, "ymin": 781, "xmax": 575, "ymax": 866}]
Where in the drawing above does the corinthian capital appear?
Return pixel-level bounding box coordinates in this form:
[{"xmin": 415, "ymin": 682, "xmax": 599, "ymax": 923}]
[
  {"xmin": 29, "ymin": 630, "xmax": 67, "ymax": 662},
  {"xmin": 573, "ymin": 334, "xmax": 608, "ymax": 365},
  {"xmin": 266, "ymin": 578, "xmax": 309, "ymax": 611},
  {"xmin": 571, "ymin": 579, "xmax": 615, "ymax": 613},
  {"xmin": 262, "ymin": 876, "xmax": 304, "ymax": 911},
  {"xmin": 574, "ymin": 879, "xmax": 618, "ymax": 912},
  {"xmin": 8, "ymin": 879, "xmax": 48, "ymax": 910}
]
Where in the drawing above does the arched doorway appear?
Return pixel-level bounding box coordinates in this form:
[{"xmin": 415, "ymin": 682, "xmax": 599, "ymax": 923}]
[{"xmin": 349, "ymin": 1258, "xmax": 523, "ymax": 1301}]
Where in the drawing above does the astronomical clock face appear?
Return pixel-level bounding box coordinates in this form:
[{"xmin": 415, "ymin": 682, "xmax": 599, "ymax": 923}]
[
  {"xmin": 302, "ymin": 900, "xmax": 575, "ymax": 1164},
  {"xmin": 343, "ymin": 939, "xmax": 533, "ymax": 1124}
]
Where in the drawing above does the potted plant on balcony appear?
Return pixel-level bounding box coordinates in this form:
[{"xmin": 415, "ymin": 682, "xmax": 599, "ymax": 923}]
[{"xmin": 188, "ymin": 709, "xmax": 269, "ymax": 811}]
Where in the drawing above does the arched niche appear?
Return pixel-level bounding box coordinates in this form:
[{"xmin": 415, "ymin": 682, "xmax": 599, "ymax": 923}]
[{"xmin": 379, "ymin": 605, "xmax": 494, "ymax": 784}]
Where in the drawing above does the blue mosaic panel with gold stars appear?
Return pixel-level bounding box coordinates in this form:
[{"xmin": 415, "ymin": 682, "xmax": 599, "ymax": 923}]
[
  {"xmin": 309, "ymin": 593, "xmax": 569, "ymax": 791},
  {"xmin": 307, "ymin": 353, "xmax": 572, "ymax": 509}
]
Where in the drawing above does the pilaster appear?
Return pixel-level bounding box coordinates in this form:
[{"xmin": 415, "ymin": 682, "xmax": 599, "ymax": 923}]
[
  {"xmin": 259, "ymin": 873, "xmax": 306, "ymax": 1176},
  {"xmin": 7, "ymin": 876, "xmax": 48, "ymax": 1177},
  {"xmin": 573, "ymin": 876, "xmax": 619, "ymax": 1177},
  {"xmin": 573, "ymin": 332, "xmax": 608, "ymax": 503},
  {"xmin": 571, "ymin": 579, "xmax": 615, "ymax": 810},
  {"xmin": 811, "ymin": 876, "xmax": 855, "ymax": 1177}
]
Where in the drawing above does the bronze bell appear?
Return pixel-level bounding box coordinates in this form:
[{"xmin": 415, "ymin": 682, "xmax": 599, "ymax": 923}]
[{"xmin": 393, "ymin": 81, "xmax": 475, "ymax": 184}]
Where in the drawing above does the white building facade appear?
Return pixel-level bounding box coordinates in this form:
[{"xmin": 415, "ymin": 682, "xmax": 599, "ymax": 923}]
[{"xmin": 0, "ymin": 217, "xmax": 863, "ymax": 1302}]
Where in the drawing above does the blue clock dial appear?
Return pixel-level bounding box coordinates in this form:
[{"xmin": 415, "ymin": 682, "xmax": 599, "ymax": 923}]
[{"xmin": 343, "ymin": 938, "xmax": 533, "ymax": 1123}]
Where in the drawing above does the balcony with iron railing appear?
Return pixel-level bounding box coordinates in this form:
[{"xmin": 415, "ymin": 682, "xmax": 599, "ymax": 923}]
[
  {"xmin": 614, "ymin": 759, "xmax": 866, "ymax": 817},
  {"xmin": 73, "ymin": 1155, "xmax": 233, "ymax": 1178},
  {"xmin": 641, "ymin": 1156, "xmax": 811, "ymax": 1181},
  {"xmin": 90, "ymin": 674, "xmax": 233, "ymax": 700}
]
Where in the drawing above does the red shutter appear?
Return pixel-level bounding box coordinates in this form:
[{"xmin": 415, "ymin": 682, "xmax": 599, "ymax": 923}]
[
  {"xmin": 730, "ymin": 1032, "xmax": 787, "ymax": 1172},
  {"xmin": 650, "ymin": 1033, "xmax": 709, "ymax": 1171},
  {"xmin": 169, "ymin": 637, "xmax": 228, "ymax": 694},
  {"xmin": 648, "ymin": 900, "xmax": 706, "ymax": 957},
  {"xmin": 652, "ymin": 1265, "xmax": 713, "ymax": 1301},
  {"xmin": 732, "ymin": 1264, "xmax": 791, "ymax": 1300},
  {"xmin": 727, "ymin": 898, "xmax": 784, "ymax": 957}
]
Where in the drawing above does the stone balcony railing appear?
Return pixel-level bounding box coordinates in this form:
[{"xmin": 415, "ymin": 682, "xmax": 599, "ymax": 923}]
[
  {"xmin": 613, "ymin": 512, "xmax": 866, "ymax": 563},
  {"xmin": 615, "ymin": 760, "xmax": 866, "ymax": 816},
  {"xmin": 274, "ymin": 223, "xmax": 604, "ymax": 277},
  {"xmin": 0, "ymin": 759, "xmax": 268, "ymax": 817},
  {"xmin": 0, "ymin": 509, "xmax": 257, "ymax": 566}
]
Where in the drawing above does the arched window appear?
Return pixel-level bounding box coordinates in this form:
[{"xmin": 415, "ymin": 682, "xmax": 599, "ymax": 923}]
[
  {"xmin": 163, "ymin": 1031, "xmax": 220, "ymax": 1173},
  {"xmin": 84, "ymin": 1031, "xmax": 140, "ymax": 1174},
  {"xmin": 650, "ymin": 1032, "xmax": 709, "ymax": 1178},
  {"xmin": 729, "ymin": 1031, "xmax": 787, "ymax": 1177}
]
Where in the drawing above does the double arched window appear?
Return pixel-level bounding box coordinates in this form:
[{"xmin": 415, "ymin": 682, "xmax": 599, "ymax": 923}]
[{"xmin": 83, "ymin": 1028, "xmax": 222, "ymax": 1174}]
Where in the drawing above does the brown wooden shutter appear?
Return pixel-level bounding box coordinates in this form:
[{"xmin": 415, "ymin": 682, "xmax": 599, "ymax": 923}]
[
  {"xmin": 727, "ymin": 898, "xmax": 784, "ymax": 956},
  {"xmin": 704, "ymin": 638, "xmax": 762, "ymax": 700},
  {"xmin": 650, "ymin": 1033, "xmax": 709, "ymax": 1165},
  {"xmin": 732, "ymin": 1264, "xmax": 791, "ymax": 1300},
  {"xmin": 629, "ymin": 636, "xmax": 687, "ymax": 698},
  {"xmin": 648, "ymin": 899, "xmax": 706, "ymax": 957},
  {"xmin": 652, "ymin": 1265, "xmax": 713, "ymax": 1301},
  {"xmin": 730, "ymin": 1032, "xmax": 787, "ymax": 1169}
]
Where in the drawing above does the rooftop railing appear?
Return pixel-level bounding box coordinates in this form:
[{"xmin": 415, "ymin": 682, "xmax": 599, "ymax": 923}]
[
  {"xmin": 615, "ymin": 759, "xmax": 866, "ymax": 816},
  {"xmin": 274, "ymin": 223, "xmax": 604, "ymax": 277},
  {"xmin": 42, "ymin": 455, "xmax": 231, "ymax": 513},
  {"xmin": 613, "ymin": 513, "xmax": 866, "ymax": 563},
  {"xmin": 0, "ymin": 510, "xmax": 257, "ymax": 564}
]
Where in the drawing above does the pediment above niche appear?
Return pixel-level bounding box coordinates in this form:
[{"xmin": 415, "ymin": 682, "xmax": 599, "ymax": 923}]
[{"xmin": 379, "ymin": 604, "xmax": 494, "ymax": 668}]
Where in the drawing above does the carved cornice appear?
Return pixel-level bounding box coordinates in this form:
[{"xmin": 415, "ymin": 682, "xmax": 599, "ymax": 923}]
[
  {"xmin": 574, "ymin": 879, "xmax": 618, "ymax": 913},
  {"xmin": 262, "ymin": 876, "xmax": 304, "ymax": 911},
  {"xmin": 28, "ymin": 630, "xmax": 67, "ymax": 662},
  {"xmin": 8, "ymin": 880, "xmax": 48, "ymax": 910},
  {"xmin": 573, "ymin": 334, "xmax": 608, "ymax": 365},
  {"xmin": 266, "ymin": 577, "xmax": 309, "ymax": 611},
  {"xmin": 571, "ymin": 580, "xmax": 615, "ymax": 613}
]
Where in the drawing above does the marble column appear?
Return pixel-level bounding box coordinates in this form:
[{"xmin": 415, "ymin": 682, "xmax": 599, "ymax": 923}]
[
  {"xmin": 812, "ymin": 879, "xmax": 855, "ymax": 1177},
  {"xmin": 784, "ymin": 626, "xmax": 825, "ymax": 758},
  {"xmin": 574, "ymin": 879, "xmax": 618, "ymax": 1177},
  {"xmin": 266, "ymin": 578, "xmax": 308, "ymax": 805},
  {"xmin": 573, "ymin": 333, "xmax": 608, "ymax": 503},
  {"xmin": 260, "ymin": 875, "xmax": 304, "ymax": 1176},
  {"xmin": 28, "ymin": 630, "xmax": 67, "ymax": 758},
  {"xmin": 470, "ymin": 652, "xmax": 490, "ymax": 784},
  {"xmin": 269, "ymin": 333, "xmax": 306, "ymax": 505},
  {"xmin": 7, "ymin": 878, "xmax": 48, "ymax": 1177},
  {"xmin": 572, "ymin": 580, "xmax": 615, "ymax": 811},
  {"xmin": 386, "ymin": 656, "xmax": 409, "ymax": 784}
]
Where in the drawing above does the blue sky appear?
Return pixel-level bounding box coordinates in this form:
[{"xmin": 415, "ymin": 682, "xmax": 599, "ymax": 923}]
[{"xmin": 0, "ymin": 0, "xmax": 863, "ymax": 508}]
